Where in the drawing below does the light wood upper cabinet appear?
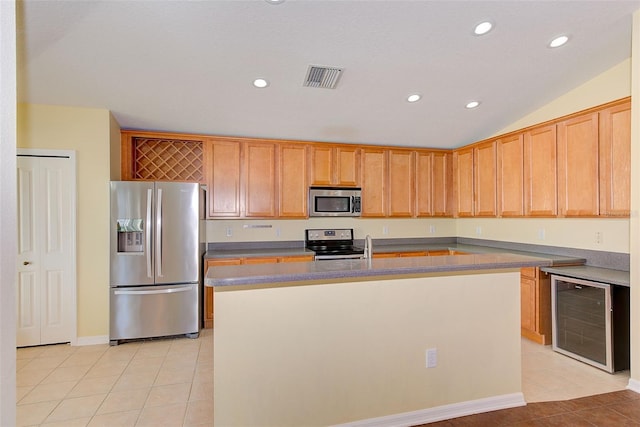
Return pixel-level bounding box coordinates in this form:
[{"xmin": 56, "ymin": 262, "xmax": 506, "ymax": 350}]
[
  {"xmin": 432, "ymin": 152, "xmax": 453, "ymax": 217},
  {"xmin": 497, "ymin": 134, "xmax": 524, "ymax": 217},
  {"xmin": 388, "ymin": 150, "xmax": 415, "ymax": 217},
  {"xmin": 415, "ymin": 151, "xmax": 433, "ymax": 216},
  {"xmin": 206, "ymin": 139, "xmax": 241, "ymax": 217},
  {"xmin": 453, "ymin": 147, "xmax": 474, "ymax": 217},
  {"xmin": 278, "ymin": 144, "xmax": 309, "ymax": 218},
  {"xmin": 557, "ymin": 112, "xmax": 599, "ymax": 217},
  {"xmin": 243, "ymin": 142, "xmax": 277, "ymax": 217},
  {"xmin": 524, "ymin": 124, "xmax": 557, "ymax": 217},
  {"xmin": 416, "ymin": 150, "xmax": 452, "ymax": 217},
  {"xmin": 599, "ymin": 101, "xmax": 631, "ymax": 217},
  {"xmin": 361, "ymin": 148, "xmax": 387, "ymax": 217},
  {"xmin": 474, "ymin": 141, "xmax": 497, "ymax": 217},
  {"xmin": 121, "ymin": 131, "xmax": 206, "ymax": 183},
  {"xmin": 309, "ymin": 145, "xmax": 360, "ymax": 187}
]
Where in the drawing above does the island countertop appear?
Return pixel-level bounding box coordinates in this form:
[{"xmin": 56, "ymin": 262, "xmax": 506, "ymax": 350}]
[{"xmin": 206, "ymin": 252, "xmax": 552, "ymax": 288}]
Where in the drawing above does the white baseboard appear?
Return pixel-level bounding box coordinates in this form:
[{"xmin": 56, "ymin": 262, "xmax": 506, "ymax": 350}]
[
  {"xmin": 332, "ymin": 392, "xmax": 526, "ymax": 427},
  {"xmin": 74, "ymin": 335, "xmax": 109, "ymax": 346},
  {"xmin": 627, "ymin": 378, "xmax": 640, "ymax": 394}
]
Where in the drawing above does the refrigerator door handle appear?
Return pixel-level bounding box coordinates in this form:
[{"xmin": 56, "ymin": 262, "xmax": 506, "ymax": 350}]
[
  {"xmin": 114, "ymin": 286, "xmax": 192, "ymax": 296},
  {"xmin": 145, "ymin": 188, "xmax": 153, "ymax": 278},
  {"xmin": 156, "ymin": 187, "xmax": 163, "ymax": 277}
]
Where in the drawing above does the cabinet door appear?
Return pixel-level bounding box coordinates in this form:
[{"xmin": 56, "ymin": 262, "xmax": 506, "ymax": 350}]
[
  {"xmin": 309, "ymin": 145, "xmax": 333, "ymax": 186},
  {"xmin": 415, "ymin": 151, "xmax": 433, "ymax": 217},
  {"xmin": 497, "ymin": 134, "xmax": 524, "ymax": 217},
  {"xmin": 432, "ymin": 152, "xmax": 452, "ymax": 217},
  {"xmin": 206, "ymin": 140, "xmax": 241, "ymax": 217},
  {"xmin": 361, "ymin": 149, "xmax": 387, "ymax": 217},
  {"xmin": 524, "ymin": 124, "xmax": 557, "ymax": 217},
  {"xmin": 453, "ymin": 147, "xmax": 474, "ymax": 217},
  {"xmin": 243, "ymin": 142, "xmax": 277, "ymax": 217},
  {"xmin": 204, "ymin": 258, "xmax": 241, "ymax": 328},
  {"xmin": 557, "ymin": 113, "xmax": 599, "ymax": 217},
  {"xmin": 599, "ymin": 101, "xmax": 631, "ymax": 217},
  {"xmin": 336, "ymin": 146, "xmax": 361, "ymax": 186},
  {"xmin": 474, "ymin": 141, "xmax": 497, "ymax": 217},
  {"xmin": 388, "ymin": 150, "xmax": 415, "ymax": 217},
  {"xmin": 520, "ymin": 276, "xmax": 537, "ymax": 333},
  {"xmin": 279, "ymin": 144, "xmax": 308, "ymax": 218}
]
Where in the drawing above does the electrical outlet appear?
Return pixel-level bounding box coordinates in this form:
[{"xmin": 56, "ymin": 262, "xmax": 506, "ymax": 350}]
[
  {"xmin": 383, "ymin": 226, "xmax": 389, "ymax": 235},
  {"xmin": 426, "ymin": 348, "xmax": 437, "ymax": 368},
  {"xmin": 276, "ymin": 227, "xmax": 281, "ymax": 237},
  {"xmin": 537, "ymin": 228, "xmax": 546, "ymax": 241},
  {"xmin": 475, "ymin": 226, "xmax": 482, "ymax": 236},
  {"xmin": 226, "ymin": 227, "xmax": 233, "ymax": 237},
  {"xmin": 595, "ymin": 231, "xmax": 602, "ymax": 244},
  {"xmin": 429, "ymin": 225, "xmax": 436, "ymax": 234}
]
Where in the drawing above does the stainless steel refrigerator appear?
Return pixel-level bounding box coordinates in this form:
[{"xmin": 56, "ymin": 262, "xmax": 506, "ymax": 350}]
[{"xmin": 109, "ymin": 181, "xmax": 202, "ymax": 345}]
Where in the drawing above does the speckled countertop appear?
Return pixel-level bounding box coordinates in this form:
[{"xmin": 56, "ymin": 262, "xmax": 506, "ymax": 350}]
[
  {"xmin": 203, "ymin": 243, "xmax": 585, "ymax": 266},
  {"xmin": 542, "ymin": 265, "xmax": 630, "ymax": 287},
  {"xmin": 205, "ymin": 252, "xmax": 552, "ymax": 288}
]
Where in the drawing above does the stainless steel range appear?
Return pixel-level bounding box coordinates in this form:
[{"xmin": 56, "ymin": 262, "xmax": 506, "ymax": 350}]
[{"xmin": 305, "ymin": 228, "xmax": 365, "ymax": 260}]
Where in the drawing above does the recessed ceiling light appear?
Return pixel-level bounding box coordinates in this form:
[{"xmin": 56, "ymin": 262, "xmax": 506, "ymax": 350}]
[
  {"xmin": 465, "ymin": 101, "xmax": 480, "ymax": 109},
  {"xmin": 407, "ymin": 94, "xmax": 422, "ymax": 103},
  {"xmin": 549, "ymin": 35, "xmax": 569, "ymax": 48},
  {"xmin": 253, "ymin": 78, "xmax": 269, "ymax": 88},
  {"xmin": 474, "ymin": 21, "xmax": 493, "ymax": 36}
]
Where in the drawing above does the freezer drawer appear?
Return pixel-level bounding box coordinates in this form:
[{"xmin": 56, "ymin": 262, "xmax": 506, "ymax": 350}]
[{"xmin": 110, "ymin": 283, "xmax": 199, "ymax": 345}]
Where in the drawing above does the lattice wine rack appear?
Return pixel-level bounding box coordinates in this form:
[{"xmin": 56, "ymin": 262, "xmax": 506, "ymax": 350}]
[{"xmin": 132, "ymin": 137, "xmax": 204, "ymax": 182}]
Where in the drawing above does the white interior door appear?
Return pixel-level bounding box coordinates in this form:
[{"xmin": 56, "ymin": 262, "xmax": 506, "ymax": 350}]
[{"xmin": 16, "ymin": 153, "xmax": 75, "ymax": 347}]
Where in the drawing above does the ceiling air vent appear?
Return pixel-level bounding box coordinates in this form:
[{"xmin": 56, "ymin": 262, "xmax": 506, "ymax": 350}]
[{"xmin": 303, "ymin": 65, "xmax": 343, "ymax": 89}]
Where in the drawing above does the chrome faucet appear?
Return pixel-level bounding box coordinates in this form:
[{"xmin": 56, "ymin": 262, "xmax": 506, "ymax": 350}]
[{"xmin": 364, "ymin": 234, "xmax": 373, "ymax": 259}]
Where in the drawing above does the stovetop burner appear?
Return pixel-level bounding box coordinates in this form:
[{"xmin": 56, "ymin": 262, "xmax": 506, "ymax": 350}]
[{"xmin": 305, "ymin": 228, "xmax": 365, "ymax": 260}]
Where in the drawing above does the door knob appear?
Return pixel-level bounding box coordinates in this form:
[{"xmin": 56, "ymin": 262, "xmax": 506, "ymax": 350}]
[{"xmin": 23, "ymin": 261, "xmax": 31, "ymax": 266}]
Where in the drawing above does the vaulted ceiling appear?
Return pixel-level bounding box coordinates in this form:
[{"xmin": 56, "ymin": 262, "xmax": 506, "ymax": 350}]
[{"xmin": 17, "ymin": 0, "xmax": 640, "ymax": 149}]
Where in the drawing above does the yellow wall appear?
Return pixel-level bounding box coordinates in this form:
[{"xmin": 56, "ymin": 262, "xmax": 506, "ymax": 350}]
[
  {"xmin": 214, "ymin": 270, "xmax": 522, "ymax": 426},
  {"xmin": 17, "ymin": 104, "xmax": 118, "ymax": 338}
]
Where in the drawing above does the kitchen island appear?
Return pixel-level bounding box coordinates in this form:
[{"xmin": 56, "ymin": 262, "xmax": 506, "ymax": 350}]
[{"xmin": 206, "ymin": 254, "xmax": 552, "ymax": 426}]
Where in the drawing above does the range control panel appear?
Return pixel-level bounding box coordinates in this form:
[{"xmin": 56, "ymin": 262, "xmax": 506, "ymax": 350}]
[{"xmin": 305, "ymin": 228, "xmax": 354, "ymax": 241}]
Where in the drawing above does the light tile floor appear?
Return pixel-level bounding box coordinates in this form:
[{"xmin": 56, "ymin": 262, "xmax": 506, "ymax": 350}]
[
  {"xmin": 16, "ymin": 329, "xmax": 213, "ymax": 427},
  {"xmin": 16, "ymin": 333, "xmax": 630, "ymax": 426},
  {"xmin": 521, "ymin": 337, "xmax": 629, "ymax": 402}
]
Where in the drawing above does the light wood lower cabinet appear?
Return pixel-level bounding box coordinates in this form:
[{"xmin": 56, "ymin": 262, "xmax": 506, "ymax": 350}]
[
  {"xmin": 520, "ymin": 267, "xmax": 551, "ymax": 345},
  {"xmin": 203, "ymin": 255, "xmax": 314, "ymax": 328},
  {"xmin": 372, "ymin": 250, "xmax": 464, "ymax": 258}
]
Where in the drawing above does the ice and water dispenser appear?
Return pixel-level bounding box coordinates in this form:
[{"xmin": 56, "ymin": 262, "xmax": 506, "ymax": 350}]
[{"xmin": 116, "ymin": 219, "xmax": 144, "ymax": 253}]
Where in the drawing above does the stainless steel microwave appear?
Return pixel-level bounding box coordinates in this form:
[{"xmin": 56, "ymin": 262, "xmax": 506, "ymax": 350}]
[{"xmin": 309, "ymin": 187, "xmax": 361, "ymax": 217}]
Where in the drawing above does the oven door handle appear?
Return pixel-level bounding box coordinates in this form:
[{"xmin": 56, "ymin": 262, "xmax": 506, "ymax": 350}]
[{"xmin": 315, "ymin": 254, "xmax": 365, "ymax": 260}]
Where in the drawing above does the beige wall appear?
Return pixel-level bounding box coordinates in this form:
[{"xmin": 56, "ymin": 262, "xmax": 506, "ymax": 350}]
[
  {"xmin": 214, "ymin": 270, "xmax": 522, "ymax": 426},
  {"xmin": 17, "ymin": 104, "xmax": 119, "ymax": 338}
]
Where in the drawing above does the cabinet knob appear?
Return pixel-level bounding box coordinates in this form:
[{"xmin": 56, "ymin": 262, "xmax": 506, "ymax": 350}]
[{"xmin": 23, "ymin": 261, "xmax": 32, "ymax": 266}]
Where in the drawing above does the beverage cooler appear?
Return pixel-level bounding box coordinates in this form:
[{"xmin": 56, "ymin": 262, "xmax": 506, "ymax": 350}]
[{"xmin": 551, "ymin": 275, "xmax": 629, "ymax": 373}]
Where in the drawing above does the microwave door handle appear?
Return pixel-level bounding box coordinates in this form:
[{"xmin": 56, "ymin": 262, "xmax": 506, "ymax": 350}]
[
  {"xmin": 145, "ymin": 188, "xmax": 153, "ymax": 278},
  {"xmin": 156, "ymin": 188, "xmax": 163, "ymax": 278},
  {"xmin": 352, "ymin": 196, "xmax": 355, "ymax": 213}
]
